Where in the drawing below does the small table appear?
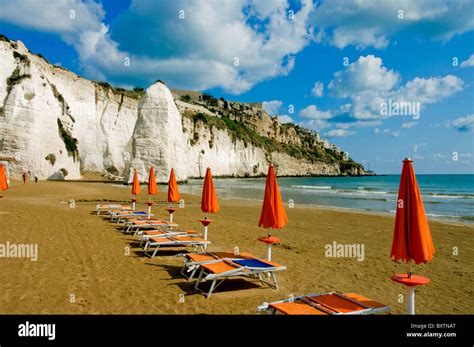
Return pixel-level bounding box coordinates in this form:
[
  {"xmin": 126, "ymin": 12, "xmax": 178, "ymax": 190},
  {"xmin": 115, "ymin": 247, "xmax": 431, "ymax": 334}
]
[
  {"xmin": 166, "ymin": 208, "xmax": 177, "ymax": 222},
  {"xmin": 258, "ymin": 236, "xmax": 281, "ymax": 261},
  {"xmin": 198, "ymin": 219, "xmax": 213, "ymax": 250},
  {"xmin": 391, "ymin": 274, "xmax": 430, "ymax": 314}
]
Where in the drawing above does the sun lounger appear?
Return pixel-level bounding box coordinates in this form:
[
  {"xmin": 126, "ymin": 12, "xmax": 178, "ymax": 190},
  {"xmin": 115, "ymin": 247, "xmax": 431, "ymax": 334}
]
[
  {"xmin": 194, "ymin": 258, "xmax": 286, "ymax": 298},
  {"xmin": 109, "ymin": 211, "xmax": 153, "ymax": 223},
  {"xmin": 139, "ymin": 229, "xmax": 200, "ymax": 247},
  {"xmin": 143, "ymin": 236, "xmax": 211, "ymax": 258},
  {"xmin": 257, "ymin": 292, "xmax": 391, "ymax": 315},
  {"xmin": 178, "ymin": 251, "xmax": 256, "ymax": 280},
  {"xmin": 121, "ymin": 219, "xmax": 178, "ymax": 234},
  {"xmin": 95, "ymin": 204, "xmax": 131, "ymax": 215}
]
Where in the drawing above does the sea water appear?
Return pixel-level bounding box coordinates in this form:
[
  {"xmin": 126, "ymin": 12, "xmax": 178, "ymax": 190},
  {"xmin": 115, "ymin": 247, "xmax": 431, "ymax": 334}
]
[{"xmin": 181, "ymin": 175, "xmax": 474, "ymax": 224}]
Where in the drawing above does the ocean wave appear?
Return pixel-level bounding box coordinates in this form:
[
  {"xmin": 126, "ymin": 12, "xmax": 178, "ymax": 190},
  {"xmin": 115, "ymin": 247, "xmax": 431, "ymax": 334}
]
[
  {"xmin": 425, "ymin": 193, "xmax": 474, "ymax": 199},
  {"xmin": 291, "ymin": 185, "xmax": 332, "ymax": 190},
  {"xmin": 460, "ymin": 216, "xmax": 474, "ymax": 221},
  {"xmin": 426, "ymin": 213, "xmax": 461, "ymax": 219}
]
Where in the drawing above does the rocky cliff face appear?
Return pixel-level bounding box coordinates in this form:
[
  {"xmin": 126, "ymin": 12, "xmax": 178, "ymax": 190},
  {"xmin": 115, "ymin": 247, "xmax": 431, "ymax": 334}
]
[{"xmin": 0, "ymin": 37, "xmax": 364, "ymax": 182}]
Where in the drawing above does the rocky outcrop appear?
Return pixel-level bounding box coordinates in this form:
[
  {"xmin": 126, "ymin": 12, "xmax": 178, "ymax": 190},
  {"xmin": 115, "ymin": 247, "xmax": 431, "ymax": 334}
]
[
  {"xmin": 129, "ymin": 82, "xmax": 187, "ymax": 182},
  {"xmin": 0, "ymin": 36, "xmax": 364, "ymax": 182}
]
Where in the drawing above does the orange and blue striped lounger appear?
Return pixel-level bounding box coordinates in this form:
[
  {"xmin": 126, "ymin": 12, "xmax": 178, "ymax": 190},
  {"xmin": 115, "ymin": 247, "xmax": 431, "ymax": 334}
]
[
  {"xmin": 95, "ymin": 204, "xmax": 131, "ymax": 215},
  {"xmin": 139, "ymin": 229, "xmax": 200, "ymax": 247},
  {"xmin": 144, "ymin": 236, "xmax": 211, "ymax": 258},
  {"xmin": 121, "ymin": 219, "xmax": 178, "ymax": 234},
  {"xmin": 194, "ymin": 258, "xmax": 286, "ymax": 298},
  {"xmin": 178, "ymin": 251, "xmax": 256, "ymax": 280},
  {"xmin": 257, "ymin": 292, "xmax": 390, "ymax": 315},
  {"xmin": 109, "ymin": 211, "xmax": 153, "ymax": 223}
]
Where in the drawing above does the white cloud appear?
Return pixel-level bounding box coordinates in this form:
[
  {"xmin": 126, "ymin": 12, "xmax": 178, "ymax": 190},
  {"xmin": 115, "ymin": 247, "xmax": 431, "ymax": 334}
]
[
  {"xmin": 311, "ymin": 81, "xmax": 324, "ymax": 97},
  {"xmin": 444, "ymin": 114, "xmax": 474, "ymax": 132},
  {"xmin": 374, "ymin": 128, "xmax": 400, "ymax": 137},
  {"xmin": 328, "ymin": 55, "xmax": 464, "ymax": 119},
  {"xmin": 277, "ymin": 115, "xmax": 293, "ymax": 124},
  {"xmin": 460, "ymin": 54, "xmax": 474, "ymax": 68},
  {"xmin": 401, "ymin": 121, "xmax": 418, "ymax": 128},
  {"xmin": 328, "ymin": 55, "xmax": 399, "ymax": 98},
  {"xmin": 311, "ymin": 0, "xmax": 474, "ymax": 49},
  {"xmin": 324, "ymin": 129, "xmax": 355, "ymax": 138},
  {"xmin": 396, "ymin": 75, "xmax": 464, "ymax": 104},
  {"xmin": 299, "ymin": 104, "xmax": 333, "ymax": 120},
  {"xmin": 336, "ymin": 120, "xmax": 382, "ymax": 129},
  {"xmin": 263, "ymin": 100, "xmax": 283, "ymax": 115},
  {"xmin": 0, "ymin": 0, "xmax": 105, "ymax": 34},
  {"xmin": 432, "ymin": 153, "xmax": 447, "ymax": 160},
  {"xmin": 0, "ymin": 0, "xmax": 315, "ymax": 94},
  {"xmin": 298, "ymin": 119, "xmax": 330, "ymax": 132}
]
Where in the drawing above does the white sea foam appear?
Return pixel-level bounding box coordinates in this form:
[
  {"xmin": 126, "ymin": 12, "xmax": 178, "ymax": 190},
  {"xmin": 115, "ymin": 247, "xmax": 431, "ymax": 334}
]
[{"xmin": 291, "ymin": 185, "xmax": 332, "ymax": 190}]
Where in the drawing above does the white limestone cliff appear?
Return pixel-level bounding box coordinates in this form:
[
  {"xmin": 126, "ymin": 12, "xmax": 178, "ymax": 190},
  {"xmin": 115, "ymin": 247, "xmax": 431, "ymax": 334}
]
[
  {"xmin": 0, "ymin": 37, "xmax": 359, "ymax": 182},
  {"xmin": 129, "ymin": 82, "xmax": 188, "ymax": 182}
]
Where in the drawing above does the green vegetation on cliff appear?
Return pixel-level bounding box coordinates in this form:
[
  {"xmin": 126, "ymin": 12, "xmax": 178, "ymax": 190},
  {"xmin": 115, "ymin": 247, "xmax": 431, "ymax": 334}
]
[
  {"xmin": 57, "ymin": 119, "xmax": 78, "ymax": 160},
  {"xmin": 6, "ymin": 67, "xmax": 31, "ymax": 94},
  {"xmin": 183, "ymin": 111, "xmax": 363, "ymax": 173},
  {"xmin": 93, "ymin": 81, "xmax": 145, "ymax": 99}
]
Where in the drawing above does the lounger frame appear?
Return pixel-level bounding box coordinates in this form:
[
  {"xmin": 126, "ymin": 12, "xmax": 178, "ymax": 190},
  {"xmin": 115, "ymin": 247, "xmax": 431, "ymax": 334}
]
[
  {"xmin": 257, "ymin": 292, "xmax": 391, "ymax": 315},
  {"xmin": 194, "ymin": 259, "xmax": 286, "ymax": 298}
]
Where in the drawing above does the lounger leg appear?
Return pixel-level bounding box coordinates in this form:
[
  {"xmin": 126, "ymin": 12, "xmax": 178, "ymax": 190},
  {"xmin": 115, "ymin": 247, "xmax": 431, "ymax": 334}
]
[
  {"xmin": 207, "ymin": 280, "xmax": 217, "ymax": 299},
  {"xmin": 188, "ymin": 267, "xmax": 198, "ymax": 281},
  {"xmin": 151, "ymin": 246, "xmax": 160, "ymax": 258},
  {"xmin": 271, "ymin": 272, "xmax": 279, "ymax": 290},
  {"xmin": 195, "ymin": 269, "xmax": 205, "ymax": 290}
]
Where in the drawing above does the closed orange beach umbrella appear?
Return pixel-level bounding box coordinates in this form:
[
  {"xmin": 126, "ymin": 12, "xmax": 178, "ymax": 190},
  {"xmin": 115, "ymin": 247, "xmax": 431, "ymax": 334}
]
[
  {"xmin": 201, "ymin": 167, "xmax": 219, "ymax": 214},
  {"xmin": 131, "ymin": 169, "xmax": 141, "ymax": 210},
  {"xmin": 166, "ymin": 168, "xmax": 181, "ymax": 222},
  {"xmin": 168, "ymin": 168, "xmax": 180, "ymax": 203},
  {"xmin": 199, "ymin": 167, "xmax": 219, "ymax": 248},
  {"xmin": 0, "ymin": 165, "xmax": 8, "ymax": 191},
  {"xmin": 146, "ymin": 167, "xmax": 158, "ymax": 216},
  {"xmin": 258, "ymin": 165, "xmax": 288, "ymax": 230},
  {"xmin": 390, "ymin": 158, "xmax": 434, "ymax": 314},
  {"xmin": 147, "ymin": 167, "xmax": 158, "ymax": 196},
  {"xmin": 390, "ymin": 159, "xmax": 434, "ymax": 264},
  {"xmin": 258, "ymin": 164, "xmax": 288, "ymax": 261}
]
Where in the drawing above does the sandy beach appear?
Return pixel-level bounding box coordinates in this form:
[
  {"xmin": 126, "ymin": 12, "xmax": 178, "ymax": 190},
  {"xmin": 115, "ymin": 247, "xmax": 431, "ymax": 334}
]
[{"xmin": 0, "ymin": 180, "xmax": 472, "ymax": 314}]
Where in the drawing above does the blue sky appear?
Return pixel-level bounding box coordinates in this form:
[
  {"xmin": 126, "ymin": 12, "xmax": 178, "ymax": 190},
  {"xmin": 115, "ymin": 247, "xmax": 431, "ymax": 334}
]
[{"xmin": 0, "ymin": 0, "xmax": 473, "ymax": 174}]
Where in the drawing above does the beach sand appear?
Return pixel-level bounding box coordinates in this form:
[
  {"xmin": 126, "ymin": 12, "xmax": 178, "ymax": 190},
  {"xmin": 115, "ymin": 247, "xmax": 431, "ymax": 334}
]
[{"xmin": 0, "ymin": 180, "xmax": 472, "ymax": 314}]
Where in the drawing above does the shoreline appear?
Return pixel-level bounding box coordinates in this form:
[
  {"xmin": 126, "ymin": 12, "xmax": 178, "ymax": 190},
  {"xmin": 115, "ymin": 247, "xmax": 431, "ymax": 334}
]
[
  {"xmin": 39, "ymin": 178, "xmax": 473, "ymax": 227},
  {"xmin": 199, "ymin": 194, "xmax": 474, "ymax": 228}
]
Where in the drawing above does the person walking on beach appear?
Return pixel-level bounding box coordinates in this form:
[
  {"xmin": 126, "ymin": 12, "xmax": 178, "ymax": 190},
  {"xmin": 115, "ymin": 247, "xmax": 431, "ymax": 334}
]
[
  {"xmin": 22, "ymin": 171, "xmax": 27, "ymax": 184},
  {"xmin": 34, "ymin": 175, "xmax": 38, "ymax": 183}
]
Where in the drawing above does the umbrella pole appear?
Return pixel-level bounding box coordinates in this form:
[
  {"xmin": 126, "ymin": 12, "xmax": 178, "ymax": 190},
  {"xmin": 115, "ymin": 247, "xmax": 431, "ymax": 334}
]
[
  {"xmin": 203, "ymin": 214, "xmax": 208, "ymax": 250},
  {"xmin": 266, "ymin": 244, "xmax": 272, "ymax": 262},
  {"xmin": 132, "ymin": 194, "xmax": 136, "ymax": 211},
  {"xmin": 147, "ymin": 195, "xmax": 152, "ymax": 218},
  {"xmin": 406, "ymin": 260, "xmax": 415, "ymax": 314}
]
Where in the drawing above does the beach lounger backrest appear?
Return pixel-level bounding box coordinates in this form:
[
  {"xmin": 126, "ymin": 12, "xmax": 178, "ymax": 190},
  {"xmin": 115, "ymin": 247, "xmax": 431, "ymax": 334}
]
[
  {"xmin": 307, "ymin": 294, "xmax": 369, "ymax": 314},
  {"xmin": 232, "ymin": 258, "xmax": 275, "ymax": 269}
]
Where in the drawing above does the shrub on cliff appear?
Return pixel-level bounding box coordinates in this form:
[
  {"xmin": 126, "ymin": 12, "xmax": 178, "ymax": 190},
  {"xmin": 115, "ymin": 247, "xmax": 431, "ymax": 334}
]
[
  {"xmin": 60, "ymin": 168, "xmax": 69, "ymax": 177},
  {"xmin": 6, "ymin": 67, "xmax": 31, "ymax": 94},
  {"xmin": 57, "ymin": 119, "xmax": 78, "ymax": 160},
  {"xmin": 13, "ymin": 51, "xmax": 29, "ymax": 63},
  {"xmin": 45, "ymin": 154, "xmax": 56, "ymax": 166}
]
